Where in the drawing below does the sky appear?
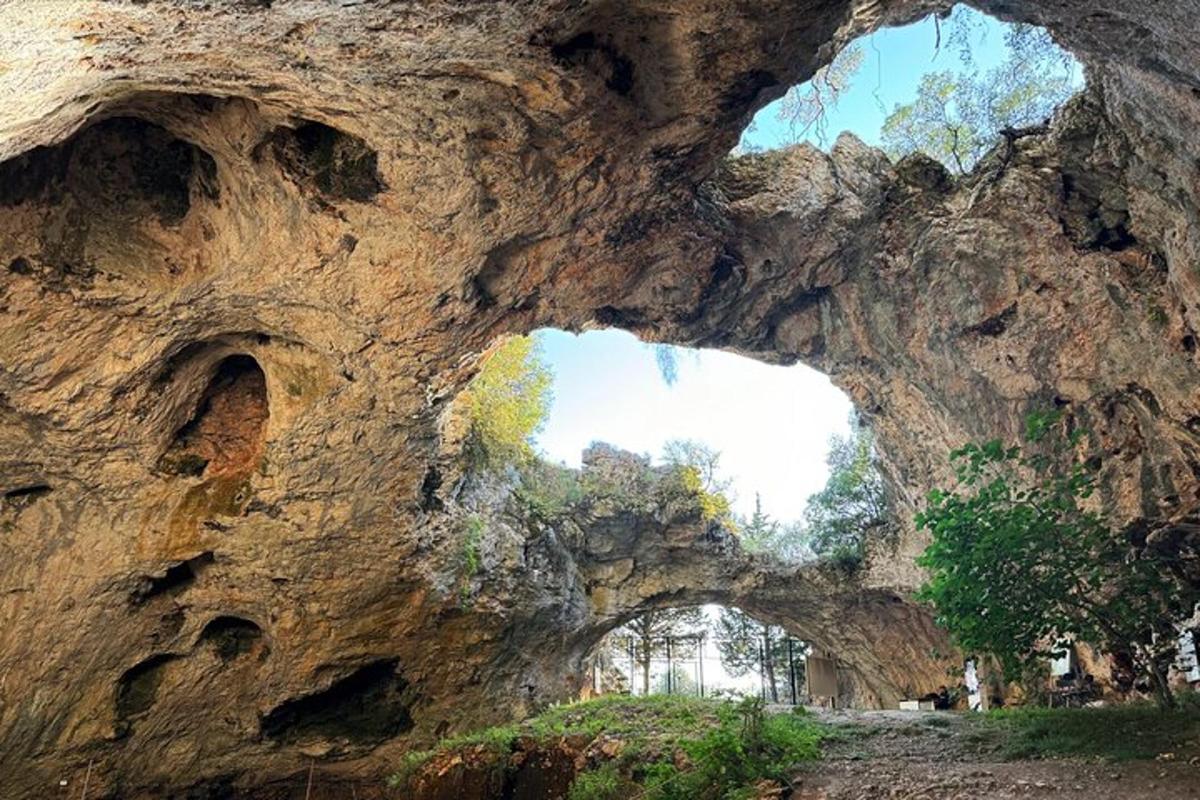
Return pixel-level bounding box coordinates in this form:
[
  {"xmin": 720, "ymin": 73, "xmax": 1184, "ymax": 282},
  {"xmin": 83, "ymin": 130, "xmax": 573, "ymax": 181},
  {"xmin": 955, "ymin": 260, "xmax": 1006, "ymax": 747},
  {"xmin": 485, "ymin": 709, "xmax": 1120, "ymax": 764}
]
[
  {"xmin": 738, "ymin": 7, "xmax": 1076, "ymax": 152},
  {"xmin": 535, "ymin": 328, "xmax": 852, "ymax": 522},
  {"xmin": 534, "ymin": 6, "xmax": 1080, "ymax": 531}
]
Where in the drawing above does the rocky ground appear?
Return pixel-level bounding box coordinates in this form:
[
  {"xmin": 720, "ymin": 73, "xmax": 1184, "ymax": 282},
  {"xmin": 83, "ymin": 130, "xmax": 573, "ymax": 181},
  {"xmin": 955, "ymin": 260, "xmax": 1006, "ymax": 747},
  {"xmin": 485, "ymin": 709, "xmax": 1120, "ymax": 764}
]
[{"xmin": 798, "ymin": 709, "xmax": 1200, "ymax": 800}]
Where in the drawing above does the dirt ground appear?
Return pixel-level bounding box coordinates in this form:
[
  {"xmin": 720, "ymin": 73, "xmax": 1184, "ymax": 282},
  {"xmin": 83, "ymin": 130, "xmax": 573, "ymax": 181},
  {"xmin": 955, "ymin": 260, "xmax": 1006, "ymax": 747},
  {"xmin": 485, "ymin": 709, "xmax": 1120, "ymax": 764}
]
[{"xmin": 792, "ymin": 709, "xmax": 1200, "ymax": 800}]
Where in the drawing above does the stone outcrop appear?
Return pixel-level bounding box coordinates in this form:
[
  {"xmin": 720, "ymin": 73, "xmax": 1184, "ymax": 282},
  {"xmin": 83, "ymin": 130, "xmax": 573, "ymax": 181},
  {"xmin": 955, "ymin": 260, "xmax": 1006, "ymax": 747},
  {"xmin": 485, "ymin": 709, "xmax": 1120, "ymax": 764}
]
[{"xmin": 3, "ymin": 0, "xmax": 1200, "ymax": 796}]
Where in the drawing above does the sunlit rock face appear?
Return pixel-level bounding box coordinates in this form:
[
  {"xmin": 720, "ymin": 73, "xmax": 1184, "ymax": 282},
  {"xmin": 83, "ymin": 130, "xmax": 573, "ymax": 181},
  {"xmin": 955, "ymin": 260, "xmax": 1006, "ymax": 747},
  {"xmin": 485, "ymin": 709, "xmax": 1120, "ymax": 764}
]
[{"xmin": 3, "ymin": 0, "xmax": 1200, "ymax": 795}]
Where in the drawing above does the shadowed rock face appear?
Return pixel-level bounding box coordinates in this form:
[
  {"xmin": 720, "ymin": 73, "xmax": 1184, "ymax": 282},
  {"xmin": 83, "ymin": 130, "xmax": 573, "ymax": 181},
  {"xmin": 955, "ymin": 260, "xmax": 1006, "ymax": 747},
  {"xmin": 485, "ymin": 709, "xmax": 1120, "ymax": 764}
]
[{"xmin": 3, "ymin": 1, "xmax": 1200, "ymax": 795}]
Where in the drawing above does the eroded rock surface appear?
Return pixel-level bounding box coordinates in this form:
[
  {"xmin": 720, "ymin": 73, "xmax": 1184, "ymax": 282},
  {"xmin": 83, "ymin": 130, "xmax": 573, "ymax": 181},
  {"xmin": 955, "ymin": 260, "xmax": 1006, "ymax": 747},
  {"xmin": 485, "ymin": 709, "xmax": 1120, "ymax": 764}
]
[{"xmin": 3, "ymin": 1, "xmax": 1200, "ymax": 796}]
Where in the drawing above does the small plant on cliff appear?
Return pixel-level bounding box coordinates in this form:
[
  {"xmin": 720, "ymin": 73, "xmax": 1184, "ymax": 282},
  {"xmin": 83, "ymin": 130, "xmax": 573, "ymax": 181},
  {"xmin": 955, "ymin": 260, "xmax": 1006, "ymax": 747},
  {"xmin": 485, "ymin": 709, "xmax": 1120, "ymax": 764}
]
[
  {"xmin": 458, "ymin": 514, "xmax": 485, "ymax": 603},
  {"xmin": 460, "ymin": 334, "xmax": 553, "ymax": 469},
  {"xmin": 916, "ymin": 411, "xmax": 1197, "ymax": 709}
]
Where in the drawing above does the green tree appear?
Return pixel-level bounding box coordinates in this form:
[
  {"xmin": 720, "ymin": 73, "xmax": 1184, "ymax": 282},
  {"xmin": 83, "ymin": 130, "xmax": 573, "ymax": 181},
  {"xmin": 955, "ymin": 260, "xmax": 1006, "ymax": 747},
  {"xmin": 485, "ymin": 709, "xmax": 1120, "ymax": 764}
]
[
  {"xmin": 916, "ymin": 413, "xmax": 1197, "ymax": 709},
  {"xmin": 661, "ymin": 439, "xmax": 734, "ymax": 524},
  {"xmin": 611, "ymin": 607, "xmax": 706, "ymax": 695},
  {"xmin": 652, "ymin": 664, "xmax": 700, "ymax": 697},
  {"xmin": 460, "ymin": 335, "xmax": 553, "ymax": 468},
  {"xmin": 804, "ymin": 421, "xmax": 889, "ymax": 567},
  {"xmin": 715, "ymin": 608, "xmax": 804, "ymax": 703},
  {"xmin": 740, "ymin": 494, "xmax": 808, "ymax": 563},
  {"xmin": 881, "ymin": 17, "xmax": 1078, "ymax": 174}
]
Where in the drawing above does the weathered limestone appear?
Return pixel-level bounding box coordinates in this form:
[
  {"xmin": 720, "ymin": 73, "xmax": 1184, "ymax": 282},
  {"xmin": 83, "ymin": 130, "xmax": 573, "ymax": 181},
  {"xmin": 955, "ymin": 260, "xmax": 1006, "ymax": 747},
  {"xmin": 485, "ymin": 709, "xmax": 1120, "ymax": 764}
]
[{"xmin": 3, "ymin": 0, "xmax": 1200, "ymax": 795}]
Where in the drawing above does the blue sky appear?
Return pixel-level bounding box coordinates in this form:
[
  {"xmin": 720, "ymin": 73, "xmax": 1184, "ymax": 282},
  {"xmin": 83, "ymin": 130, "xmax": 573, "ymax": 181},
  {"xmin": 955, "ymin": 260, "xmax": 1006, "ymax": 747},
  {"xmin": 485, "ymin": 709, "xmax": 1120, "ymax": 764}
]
[
  {"xmin": 534, "ymin": 7, "xmax": 1078, "ymax": 526},
  {"xmin": 741, "ymin": 8, "xmax": 1042, "ymax": 152}
]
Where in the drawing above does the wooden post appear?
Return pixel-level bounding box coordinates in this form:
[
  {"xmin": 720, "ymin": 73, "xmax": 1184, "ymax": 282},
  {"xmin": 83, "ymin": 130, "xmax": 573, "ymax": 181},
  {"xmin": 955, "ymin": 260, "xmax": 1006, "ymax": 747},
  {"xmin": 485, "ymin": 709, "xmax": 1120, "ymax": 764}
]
[
  {"xmin": 666, "ymin": 636, "xmax": 673, "ymax": 695},
  {"xmin": 759, "ymin": 641, "xmax": 766, "ymax": 701},
  {"xmin": 698, "ymin": 635, "xmax": 706, "ymax": 697},
  {"xmin": 78, "ymin": 760, "xmax": 93, "ymax": 800},
  {"xmin": 788, "ymin": 638, "xmax": 797, "ymax": 706}
]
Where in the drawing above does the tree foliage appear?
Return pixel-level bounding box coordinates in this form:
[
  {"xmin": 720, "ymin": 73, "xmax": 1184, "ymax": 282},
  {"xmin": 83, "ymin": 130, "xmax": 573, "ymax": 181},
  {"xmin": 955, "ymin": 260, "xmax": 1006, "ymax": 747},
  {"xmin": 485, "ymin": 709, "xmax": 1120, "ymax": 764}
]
[
  {"xmin": 776, "ymin": 43, "xmax": 866, "ymax": 146},
  {"xmin": 804, "ymin": 421, "xmax": 889, "ymax": 567},
  {"xmin": 661, "ymin": 439, "xmax": 734, "ymax": 524},
  {"xmin": 460, "ymin": 335, "xmax": 553, "ymax": 469},
  {"xmin": 611, "ymin": 607, "xmax": 706, "ymax": 695},
  {"xmin": 881, "ymin": 14, "xmax": 1078, "ymax": 174},
  {"xmin": 739, "ymin": 494, "xmax": 808, "ymax": 563},
  {"xmin": 714, "ymin": 608, "xmax": 804, "ymax": 703},
  {"xmin": 916, "ymin": 413, "xmax": 1197, "ymax": 708}
]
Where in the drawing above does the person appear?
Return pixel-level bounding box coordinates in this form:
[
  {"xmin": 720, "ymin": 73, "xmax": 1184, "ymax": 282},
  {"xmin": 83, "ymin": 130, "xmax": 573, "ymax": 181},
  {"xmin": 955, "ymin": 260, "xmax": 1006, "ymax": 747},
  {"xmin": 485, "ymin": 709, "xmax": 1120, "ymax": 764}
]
[{"xmin": 933, "ymin": 685, "xmax": 952, "ymax": 710}]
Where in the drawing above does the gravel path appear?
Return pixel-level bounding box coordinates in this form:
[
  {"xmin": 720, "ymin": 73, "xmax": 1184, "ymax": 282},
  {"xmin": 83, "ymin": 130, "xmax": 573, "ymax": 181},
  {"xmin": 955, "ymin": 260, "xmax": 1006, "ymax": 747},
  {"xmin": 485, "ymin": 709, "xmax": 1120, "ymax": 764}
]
[{"xmin": 788, "ymin": 709, "xmax": 1200, "ymax": 800}]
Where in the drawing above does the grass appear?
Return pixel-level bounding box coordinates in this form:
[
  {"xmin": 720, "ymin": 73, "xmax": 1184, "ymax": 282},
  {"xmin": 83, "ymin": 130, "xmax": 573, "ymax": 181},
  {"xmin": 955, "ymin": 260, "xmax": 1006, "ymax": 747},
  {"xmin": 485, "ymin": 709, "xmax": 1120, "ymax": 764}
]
[
  {"xmin": 390, "ymin": 695, "xmax": 828, "ymax": 799},
  {"xmin": 977, "ymin": 700, "xmax": 1200, "ymax": 761}
]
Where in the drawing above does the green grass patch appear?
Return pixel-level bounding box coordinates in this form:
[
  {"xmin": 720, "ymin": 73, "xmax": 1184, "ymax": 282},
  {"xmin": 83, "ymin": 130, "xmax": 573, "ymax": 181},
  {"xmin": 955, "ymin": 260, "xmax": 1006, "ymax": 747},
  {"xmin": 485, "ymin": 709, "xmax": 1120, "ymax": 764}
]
[{"xmin": 981, "ymin": 702, "xmax": 1200, "ymax": 762}]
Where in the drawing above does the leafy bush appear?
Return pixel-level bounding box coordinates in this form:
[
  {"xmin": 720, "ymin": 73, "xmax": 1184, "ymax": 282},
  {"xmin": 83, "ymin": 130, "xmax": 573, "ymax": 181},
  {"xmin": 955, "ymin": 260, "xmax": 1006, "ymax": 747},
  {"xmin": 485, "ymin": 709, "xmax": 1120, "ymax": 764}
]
[
  {"xmin": 640, "ymin": 697, "xmax": 823, "ymax": 800},
  {"xmin": 568, "ymin": 763, "xmax": 631, "ymax": 800},
  {"xmin": 515, "ymin": 459, "xmax": 583, "ymax": 518},
  {"xmin": 916, "ymin": 411, "xmax": 1197, "ymax": 708},
  {"xmin": 458, "ymin": 514, "xmax": 485, "ymax": 603}
]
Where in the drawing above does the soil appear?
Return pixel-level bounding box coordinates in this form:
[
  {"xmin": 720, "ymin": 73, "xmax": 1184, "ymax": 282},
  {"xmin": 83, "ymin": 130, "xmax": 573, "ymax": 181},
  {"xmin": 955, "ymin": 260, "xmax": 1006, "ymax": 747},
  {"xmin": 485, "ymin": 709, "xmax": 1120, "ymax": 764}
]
[{"xmin": 794, "ymin": 709, "xmax": 1200, "ymax": 800}]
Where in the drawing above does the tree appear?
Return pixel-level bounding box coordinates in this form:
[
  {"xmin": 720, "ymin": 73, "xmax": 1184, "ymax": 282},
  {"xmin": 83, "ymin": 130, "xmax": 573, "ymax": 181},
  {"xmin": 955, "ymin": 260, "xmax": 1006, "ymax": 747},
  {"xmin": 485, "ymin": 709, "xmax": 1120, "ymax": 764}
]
[
  {"xmin": 661, "ymin": 439, "xmax": 734, "ymax": 524},
  {"xmin": 776, "ymin": 43, "xmax": 865, "ymax": 146},
  {"xmin": 739, "ymin": 494, "xmax": 808, "ymax": 563},
  {"xmin": 611, "ymin": 607, "xmax": 706, "ymax": 695},
  {"xmin": 715, "ymin": 608, "xmax": 804, "ymax": 703},
  {"xmin": 804, "ymin": 421, "xmax": 889, "ymax": 567},
  {"xmin": 916, "ymin": 413, "xmax": 1198, "ymax": 709},
  {"xmin": 459, "ymin": 335, "xmax": 553, "ymax": 468},
  {"xmin": 881, "ymin": 15, "xmax": 1077, "ymax": 174},
  {"xmin": 652, "ymin": 664, "xmax": 699, "ymax": 697}
]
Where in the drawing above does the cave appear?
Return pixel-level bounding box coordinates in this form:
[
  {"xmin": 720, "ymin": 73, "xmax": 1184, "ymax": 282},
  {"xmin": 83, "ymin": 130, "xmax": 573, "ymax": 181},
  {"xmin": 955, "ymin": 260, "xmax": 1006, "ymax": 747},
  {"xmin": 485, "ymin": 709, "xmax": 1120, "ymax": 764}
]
[
  {"xmin": 198, "ymin": 615, "xmax": 265, "ymax": 662},
  {"xmin": 159, "ymin": 355, "xmax": 269, "ymax": 478},
  {"xmin": 3, "ymin": 1, "xmax": 1200, "ymax": 797},
  {"xmin": 260, "ymin": 659, "xmax": 414, "ymax": 746}
]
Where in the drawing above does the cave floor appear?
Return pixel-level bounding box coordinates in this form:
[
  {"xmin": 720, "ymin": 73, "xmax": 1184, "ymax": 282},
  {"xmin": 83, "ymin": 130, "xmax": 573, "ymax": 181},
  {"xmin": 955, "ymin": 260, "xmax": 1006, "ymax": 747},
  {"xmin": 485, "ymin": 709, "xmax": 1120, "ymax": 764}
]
[{"xmin": 795, "ymin": 708, "xmax": 1200, "ymax": 800}]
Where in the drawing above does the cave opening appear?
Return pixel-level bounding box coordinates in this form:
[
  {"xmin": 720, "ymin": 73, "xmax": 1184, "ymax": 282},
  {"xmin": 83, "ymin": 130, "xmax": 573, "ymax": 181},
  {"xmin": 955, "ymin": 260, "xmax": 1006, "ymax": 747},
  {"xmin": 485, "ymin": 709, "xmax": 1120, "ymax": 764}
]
[
  {"xmin": 160, "ymin": 354, "xmax": 269, "ymax": 479},
  {"xmin": 521, "ymin": 327, "xmax": 872, "ymax": 567},
  {"xmin": 735, "ymin": 5, "xmax": 1084, "ymax": 176},
  {"xmin": 588, "ymin": 605, "xmax": 823, "ymax": 706}
]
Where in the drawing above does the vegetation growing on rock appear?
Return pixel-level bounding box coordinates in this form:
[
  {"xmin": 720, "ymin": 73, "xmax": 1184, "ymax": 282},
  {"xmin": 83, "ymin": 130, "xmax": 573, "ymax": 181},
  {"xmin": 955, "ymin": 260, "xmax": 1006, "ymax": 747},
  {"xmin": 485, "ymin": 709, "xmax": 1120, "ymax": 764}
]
[
  {"xmin": 460, "ymin": 335, "xmax": 554, "ymax": 469},
  {"xmin": 391, "ymin": 695, "xmax": 827, "ymax": 800}
]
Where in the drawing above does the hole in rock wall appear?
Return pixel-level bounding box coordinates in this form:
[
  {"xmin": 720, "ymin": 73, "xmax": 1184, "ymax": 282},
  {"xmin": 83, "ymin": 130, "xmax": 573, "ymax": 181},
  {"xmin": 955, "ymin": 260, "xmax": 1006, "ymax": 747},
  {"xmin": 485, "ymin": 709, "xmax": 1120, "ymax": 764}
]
[
  {"xmin": 265, "ymin": 120, "xmax": 384, "ymax": 203},
  {"xmin": 589, "ymin": 605, "xmax": 818, "ymax": 705},
  {"xmin": 1, "ymin": 483, "xmax": 51, "ymax": 509},
  {"xmin": 735, "ymin": 6, "xmax": 1083, "ymax": 177},
  {"xmin": 260, "ymin": 659, "xmax": 414, "ymax": 745},
  {"xmin": 115, "ymin": 653, "xmax": 179, "ymax": 732},
  {"xmin": 129, "ymin": 551, "xmax": 215, "ymax": 605},
  {"xmin": 0, "ymin": 116, "xmax": 216, "ymax": 224},
  {"xmin": 528, "ymin": 328, "xmax": 861, "ymax": 551},
  {"xmin": 160, "ymin": 355, "xmax": 269, "ymax": 478},
  {"xmin": 199, "ymin": 615, "xmax": 265, "ymax": 662}
]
